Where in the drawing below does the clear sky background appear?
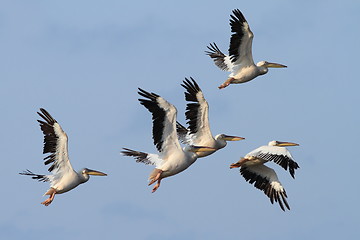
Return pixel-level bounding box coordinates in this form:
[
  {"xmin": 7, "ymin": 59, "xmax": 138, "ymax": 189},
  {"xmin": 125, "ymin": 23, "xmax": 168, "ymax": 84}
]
[{"xmin": 1, "ymin": 0, "xmax": 359, "ymax": 239}]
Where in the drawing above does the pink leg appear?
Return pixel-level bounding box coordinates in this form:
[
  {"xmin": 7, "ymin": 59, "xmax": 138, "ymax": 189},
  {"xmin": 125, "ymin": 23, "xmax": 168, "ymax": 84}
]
[
  {"xmin": 148, "ymin": 170, "xmax": 163, "ymax": 186},
  {"xmin": 218, "ymin": 77, "xmax": 235, "ymax": 89},
  {"xmin": 152, "ymin": 178, "xmax": 162, "ymax": 193},
  {"xmin": 41, "ymin": 191, "xmax": 56, "ymax": 206}
]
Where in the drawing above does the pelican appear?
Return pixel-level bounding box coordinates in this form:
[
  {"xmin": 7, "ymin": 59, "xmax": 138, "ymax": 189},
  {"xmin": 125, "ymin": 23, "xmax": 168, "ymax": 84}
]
[
  {"xmin": 177, "ymin": 77, "xmax": 244, "ymax": 157},
  {"xmin": 19, "ymin": 108, "xmax": 107, "ymax": 206},
  {"xmin": 121, "ymin": 88, "xmax": 215, "ymax": 193},
  {"xmin": 230, "ymin": 141, "xmax": 299, "ymax": 211},
  {"xmin": 206, "ymin": 9, "xmax": 287, "ymax": 89}
]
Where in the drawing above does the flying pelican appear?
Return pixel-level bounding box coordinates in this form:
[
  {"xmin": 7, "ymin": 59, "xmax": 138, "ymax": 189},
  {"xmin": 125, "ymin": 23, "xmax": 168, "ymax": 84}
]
[
  {"xmin": 19, "ymin": 108, "xmax": 107, "ymax": 206},
  {"xmin": 230, "ymin": 141, "xmax": 299, "ymax": 211},
  {"xmin": 177, "ymin": 77, "xmax": 244, "ymax": 157},
  {"xmin": 206, "ymin": 9, "xmax": 287, "ymax": 89},
  {"xmin": 121, "ymin": 88, "xmax": 215, "ymax": 193}
]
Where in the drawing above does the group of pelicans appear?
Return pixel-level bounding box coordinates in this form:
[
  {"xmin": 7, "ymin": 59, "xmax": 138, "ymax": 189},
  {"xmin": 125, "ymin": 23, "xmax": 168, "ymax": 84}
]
[{"xmin": 20, "ymin": 9, "xmax": 299, "ymax": 211}]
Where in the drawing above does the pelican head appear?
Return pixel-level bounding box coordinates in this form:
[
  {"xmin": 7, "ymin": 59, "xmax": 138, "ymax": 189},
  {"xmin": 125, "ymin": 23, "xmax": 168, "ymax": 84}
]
[
  {"xmin": 268, "ymin": 140, "xmax": 299, "ymax": 147},
  {"xmin": 213, "ymin": 134, "xmax": 245, "ymax": 149},
  {"xmin": 257, "ymin": 61, "xmax": 287, "ymax": 75},
  {"xmin": 215, "ymin": 134, "xmax": 245, "ymax": 142},
  {"xmin": 78, "ymin": 168, "xmax": 107, "ymax": 184}
]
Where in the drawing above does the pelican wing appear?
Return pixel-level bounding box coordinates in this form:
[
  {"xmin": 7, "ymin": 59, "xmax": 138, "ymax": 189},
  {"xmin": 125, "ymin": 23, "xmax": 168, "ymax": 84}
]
[
  {"xmin": 37, "ymin": 108, "xmax": 74, "ymax": 174},
  {"xmin": 19, "ymin": 169, "xmax": 50, "ymax": 182},
  {"xmin": 228, "ymin": 9, "xmax": 254, "ymax": 67},
  {"xmin": 246, "ymin": 145, "xmax": 299, "ymax": 178},
  {"xmin": 240, "ymin": 164, "xmax": 290, "ymax": 211},
  {"xmin": 205, "ymin": 43, "xmax": 234, "ymax": 72},
  {"xmin": 176, "ymin": 121, "xmax": 190, "ymax": 144},
  {"xmin": 138, "ymin": 88, "xmax": 182, "ymax": 158},
  {"xmin": 121, "ymin": 148, "xmax": 163, "ymax": 167},
  {"xmin": 180, "ymin": 78, "xmax": 213, "ymax": 144}
]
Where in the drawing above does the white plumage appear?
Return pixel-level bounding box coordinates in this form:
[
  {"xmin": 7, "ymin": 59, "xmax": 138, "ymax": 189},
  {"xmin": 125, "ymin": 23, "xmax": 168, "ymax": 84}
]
[
  {"xmin": 20, "ymin": 108, "xmax": 107, "ymax": 206},
  {"xmin": 122, "ymin": 88, "xmax": 215, "ymax": 192},
  {"xmin": 230, "ymin": 140, "xmax": 299, "ymax": 211},
  {"xmin": 206, "ymin": 9, "xmax": 287, "ymax": 89},
  {"xmin": 177, "ymin": 77, "xmax": 244, "ymax": 157}
]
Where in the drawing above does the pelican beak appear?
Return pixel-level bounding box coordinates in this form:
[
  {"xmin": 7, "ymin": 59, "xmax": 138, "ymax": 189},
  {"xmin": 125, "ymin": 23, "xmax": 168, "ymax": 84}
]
[
  {"xmin": 230, "ymin": 163, "xmax": 241, "ymax": 169},
  {"xmin": 191, "ymin": 146, "xmax": 216, "ymax": 152},
  {"xmin": 222, "ymin": 135, "xmax": 245, "ymax": 141},
  {"xmin": 86, "ymin": 169, "xmax": 107, "ymax": 176},
  {"xmin": 265, "ymin": 62, "xmax": 287, "ymax": 68},
  {"xmin": 276, "ymin": 141, "xmax": 299, "ymax": 147},
  {"xmin": 230, "ymin": 157, "xmax": 248, "ymax": 169}
]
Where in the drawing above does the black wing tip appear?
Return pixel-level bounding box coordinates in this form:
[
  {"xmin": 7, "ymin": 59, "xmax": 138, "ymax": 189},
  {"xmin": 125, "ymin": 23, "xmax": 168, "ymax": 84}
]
[
  {"xmin": 19, "ymin": 169, "xmax": 33, "ymax": 175},
  {"xmin": 37, "ymin": 108, "xmax": 57, "ymax": 125},
  {"xmin": 176, "ymin": 122, "xmax": 190, "ymax": 144},
  {"xmin": 19, "ymin": 169, "xmax": 48, "ymax": 182},
  {"xmin": 232, "ymin": 9, "xmax": 242, "ymax": 15},
  {"xmin": 231, "ymin": 9, "xmax": 246, "ymax": 23},
  {"xmin": 240, "ymin": 167, "xmax": 291, "ymax": 211},
  {"xmin": 269, "ymin": 189, "xmax": 291, "ymax": 212},
  {"xmin": 121, "ymin": 147, "xmax": 136, "ymax": 155},
  {"xmin": 176, "ymin": 121, "xmax": 189, "ymax": 135},
  {"xmin": 121, "ymin": 147, "xmax": 141, "ymax": 157},
  {"xmin": 137, "ymin": 88, "xmax": 166, "ymax": 153},
  {"xmin": 260, "ymin": 153, "xmax": 300, "ymax": 179},
  {"xmin": 38, "ymin": 108, "xmax": 47, "ymax": 115},
  {"xmin": 176, "ymin": 121, "xmax": 187, "ymax": 130},
  {"xmin": 182, "ymin": 77, "xmax": 201, "ymax": 93},
  {"xmin": 121, "ymin": 148, "xmax": 151, "ymax": 165},
  {"xmin": 205, "ymin": 42, "xmax": 229, "ymax": 71},
  {"xmin": 269, "ymin": 188, "xmax": 291, "ymax": 211},
  {"xmin": 281, "ymin": 191, "xmax": 291, "ymax": 211},
  {"xmin": 137, "ymin": 88, "xmax": 160, "ymax": 101},
  {"xmin": 206, "ymin": 42, "xmax": 217, "ymax": 51},
  {"xmin": 289, "ymin": 160, "xmax": 300, "ymax": 179},
  {"xmin": 205, "ymin": 42, "xmax": 224, "ymax": 55}
]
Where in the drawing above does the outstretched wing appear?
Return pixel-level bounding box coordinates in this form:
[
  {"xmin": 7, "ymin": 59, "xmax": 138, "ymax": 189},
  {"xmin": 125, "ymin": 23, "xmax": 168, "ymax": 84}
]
[
  {"xmin": 37, "ymin": 108, "xmax": 75, "ymax": 175},
  {"xmin": 121, "ymin": 148, "xmax": 163, "ymax": 167},
  {"xmin": 246, "ymin": 145, "xmax": 300, "ymax": 178},
  {"xmin": 240, "ymin": 164, "xmax": 290, "ymax": 211},
  {"xmin": 176, "ymin": 121, "xmax": 190, "ymax": 144},
  {"xmin": 205, "ymin": 42, "xmax": 234, "ymax": 72},
  {"xmin": 180, "ymin": 78, "xmax": 214, "ymax": 144},
  {"xmin": 19, "ymin": 169, "xmax": 50, "ymax": 182},
  {"xmin": 228, "ymin": 9, "xmax": 254, "ymax": 67},
  {"xmin": 138, "ymin": 89, "xmax": 182, "ymax": 158}
]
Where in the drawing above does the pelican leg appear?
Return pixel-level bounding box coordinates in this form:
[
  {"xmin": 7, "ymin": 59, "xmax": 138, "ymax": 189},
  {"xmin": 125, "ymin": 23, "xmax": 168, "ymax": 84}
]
[
  {"xmin": 41, "ymin": 190, "xmax": 56, "ymax": 206},
  {"xmin": 148, "ymin": 169, "xmax": 163, "ymax": 186},
  {"xmin": 152, "ymin": 178, "xmax": 162, "ymax": 193},
  {"xmin": 218, "ymin": 77, "xmax": 235, "ymax": 89}
]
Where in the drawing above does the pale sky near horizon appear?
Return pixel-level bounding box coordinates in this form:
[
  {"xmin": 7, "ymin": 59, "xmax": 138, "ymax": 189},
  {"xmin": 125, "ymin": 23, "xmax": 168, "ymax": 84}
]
[{"xmin": 1, "ymin": 1, "xmax": 360, "ymax": 239}]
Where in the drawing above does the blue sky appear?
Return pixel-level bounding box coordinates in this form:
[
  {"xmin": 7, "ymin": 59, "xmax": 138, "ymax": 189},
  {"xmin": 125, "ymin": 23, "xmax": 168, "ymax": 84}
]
[{"xmin": 1, "ymin": 0, "xmax": 360, "ymax": 239}]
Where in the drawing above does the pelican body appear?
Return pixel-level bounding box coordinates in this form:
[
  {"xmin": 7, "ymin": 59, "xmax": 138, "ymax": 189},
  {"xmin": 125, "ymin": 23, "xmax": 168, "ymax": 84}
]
[
  {"xmin": 230, "ymin": 141, "xmax": 299, "ymax": 211},
  {"xmin": 20, "ymin": 108, "xmax": 107, "ymax": 206},
  {"xmin": 206, "ymin": 9, "xmax": 287, "ymax": 89},
  {"xmin": 122, "ymin": 89, "xmax": 215, "ymax": 192},
  {"xmin": 177, "ymin": 77, "xmax": 244, "ymax": 157}
]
